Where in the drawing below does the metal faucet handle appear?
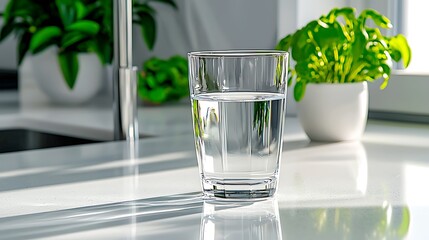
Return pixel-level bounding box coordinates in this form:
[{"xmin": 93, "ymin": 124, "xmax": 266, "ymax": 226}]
[
  {"xmin": 117, "ymin": 66, "xmax": 139, "ymax": 141},
  {"xmin": 113, "ymin": 0, "xmax": 139, "ymax": 141}
]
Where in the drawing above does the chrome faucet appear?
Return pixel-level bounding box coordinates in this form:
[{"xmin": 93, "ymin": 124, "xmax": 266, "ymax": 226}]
[{"xmin": 113, "ymin": 0, "xmax": 139, "ymax": 141}]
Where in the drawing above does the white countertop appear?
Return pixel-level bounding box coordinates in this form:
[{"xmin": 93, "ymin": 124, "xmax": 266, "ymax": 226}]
[{"xmin": 1, "ymin": 94, "xmax": 429, "ymax": 239}]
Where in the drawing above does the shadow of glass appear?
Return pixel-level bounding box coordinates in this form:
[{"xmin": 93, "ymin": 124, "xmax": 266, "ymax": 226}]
[
  {"xmin": 0, "ymin": 137, "xmax": 197, "ymax": 192},
  {"xmin": 0, "ymin": 192, "xmax": 203, "ymax": 240},
  {"xmin": 0, "ymin": 135, "xmax": 194, "ymax": 173}
]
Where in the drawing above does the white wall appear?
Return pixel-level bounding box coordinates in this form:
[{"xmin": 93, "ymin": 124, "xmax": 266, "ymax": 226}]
[
  {"xmin": 297, "ymin": 0, "xmax": 350, "ymax": 27},
  {"xmin": 133, "ymin": 0, "xmax": 278, "ymax": 66},
  {"xmin": 0, "ymin": 0, "xmax": 17, "ymax": 69}
]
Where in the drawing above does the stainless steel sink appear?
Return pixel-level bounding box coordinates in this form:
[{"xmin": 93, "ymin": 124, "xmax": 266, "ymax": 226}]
[{"xmin": 0, "ymin": 129, "xmax": 100, "ymax": 154}]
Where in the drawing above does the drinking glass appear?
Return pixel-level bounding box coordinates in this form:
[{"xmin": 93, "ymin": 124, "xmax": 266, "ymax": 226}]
[{"xmin": 188, "ymin": 50, "xmax": 288, "ymax": 200}]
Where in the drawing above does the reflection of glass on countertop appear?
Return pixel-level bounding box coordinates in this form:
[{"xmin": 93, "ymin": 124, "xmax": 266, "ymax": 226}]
[
  {"xmin": 281, "ymin": 141, "xmax": 368, "ymax": 201},
  {"xmin": 200, "ymin": 199, "xmax": 282, "ymax": 240}
]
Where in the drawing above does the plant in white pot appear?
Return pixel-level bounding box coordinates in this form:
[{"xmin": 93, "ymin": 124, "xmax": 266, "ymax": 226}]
[
  {"xmin": 276, "ymin": 7, "xmax": 411, "ymax": 141},
  {"xmin": 0, "ymin": 0, "xmax": 113, "ymax": 104},
  {"xmin": 0, "ymin": 0, "xmax": 177, "ymax": 104}
]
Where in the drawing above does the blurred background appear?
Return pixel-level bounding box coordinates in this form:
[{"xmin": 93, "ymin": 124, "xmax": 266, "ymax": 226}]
[{"xmin": 0, "ymin": 0, "xmax": 427, "ymax": 119}]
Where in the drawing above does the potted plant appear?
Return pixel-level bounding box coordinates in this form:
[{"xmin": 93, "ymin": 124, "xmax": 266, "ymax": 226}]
[
  {"xmin": 137, "ymin": 55, "xmax": 188, "ymax": 105},
  {"xmin": 0, "ymin": 0, "xmax": 176, "ymax": 104},
  {"xmin": 0, "ymin": 0, "xmax": 112, "ymax": 103},
  {"xmin": 276, "ymin": 7, "xmax": 411, "ymax": 141}
]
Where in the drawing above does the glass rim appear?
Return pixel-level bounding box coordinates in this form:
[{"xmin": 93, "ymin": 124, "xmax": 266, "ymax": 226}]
[{"xmin": 188, "ymin": 50, "xmax": 288, "ymax": 58}]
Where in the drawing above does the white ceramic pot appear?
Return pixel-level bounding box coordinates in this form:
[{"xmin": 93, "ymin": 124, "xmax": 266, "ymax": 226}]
[
  {"xmin": 31, "ymin": 47, "xmax": 103, "ymax": 104},
  {"xmin": 297, "ymin": 82, "xmax": 368, "ymax": 142}
]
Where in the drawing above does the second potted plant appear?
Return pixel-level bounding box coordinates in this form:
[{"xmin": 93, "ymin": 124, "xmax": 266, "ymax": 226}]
[
  {"xmin": 276, "ymin": 7, "xmax": 411, "ymax": 141},
  {"xmin": 137, "ymin": 55, "xmax": 188, "ymax": 105}
]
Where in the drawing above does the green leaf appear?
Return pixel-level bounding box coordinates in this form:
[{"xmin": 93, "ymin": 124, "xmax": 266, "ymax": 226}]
[
  {"xmin": 10, "ymin": 9, "xmax": 32, "ymax": 18},
  {"xmin": 294, "ymin": 81, "xmax": 306, "ymax": 102},
  {"xmin": 148, "ymin": 87, "xmax": 168, "ymax": 103},
  {"xmin": 137, "ymin": 13, "xmax": 157, "ymax": 50},
  {"xmin": 134, "ymin": 4, "xmax": 156, "ymax": 14},
  {"xmin": 75, "ymin": 1, "xmax": 86, "ymax": 20},
  {"xmin": 61, "ymin": 32, "xmax": 88, "ymax": 49},
  {"xmin": 66, "ymin": 20, "xmax": 100, "ymax": 35},
  {"xmin": 100, "ymin": 0, "xmax": 113, "ymax": 33},
  {"xmin": 56, "ymin": 0, "xmax": 76, "ymax": 27},
  {"xmin": 313, "ymin": 21, "xmax": 345, "ymax": 49},
  {"xmin": 138, "ymin": 87, "xmax": 150, "ymax": 101},
  {"xmin": 93, "ymin": 37, "xmax": 113, "ymax": 64},
  {"xmin": 4, "ymin": 0, "xmax": 38, "ymax": 20},
  {"xmin": 291, "ymin": 22, "xmax": 318, "ymax": 61},
  {"xmin": 147, "ymin": 0, "xmax": 178, "ymax": 9},
  {"xmin": 29, "ymin": 26, "xmax": 62, "ymax": 53},
  {"xmin": 398, "ymin": 207, "xmax": 410, "ymax": 237},
  {"xmin": 276, "ymin": 34, "xmax": 293, "ymax": 51},
  {"xmin": 325, "ymin": 7, "xmax": 356, "ymax": 24},
  {"xmin": 379, "ymin": 75, "xmax": 390, "ymax": 90},
  {"xmin": 155, "ymin": 71, "xmax": 168, "ymax": 83},
  {"xmin": 295, "ymin": 61, "xmax": 313, "ymax": 80},
  {"xmin": 145, "ymin": 57, "xmax": 162, "ymax": 71},
  {"xmin": 169, "ymin": 55, "xmax": 188, "ymax": 73},
  {"xmin": 287, "ymin": 74, "xmax": 293, "ymax": 87},
  {"xmin": 17, "ymin": 32, "xmax": 32, "ymax": 65},
  {"xmin": 146, "ymin": 75, "xmax": 157, "ymax": 88},
  {"xmin": 169, "ymin": 68, "xmax": 181, "ymax": 85},
  {"xmin": 351, "ymin": 28, "xmax": 366, "ymax": 63},
  {"xmin": 2, "ymin": 0, "xmax": 16, "ymax": 21},
  {"xmin": 58, "ymin": 51, "xmax": 79, "ymax": 89},
  {"xmin": 0, "ymin": 20, "xmax": 15, "ymax": 41},
  {"xmin": 360, "ymin": 9, "xmax": 392, "ymax": 28},
  {"xmin": 389, "ymin": 34, "xmax": 411, "ymax": 68}
]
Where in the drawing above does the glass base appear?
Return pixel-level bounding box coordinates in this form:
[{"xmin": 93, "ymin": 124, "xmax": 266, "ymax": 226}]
[{"xmin": 202, "ymin": 177, "xmax": 278, "ymax": 200}]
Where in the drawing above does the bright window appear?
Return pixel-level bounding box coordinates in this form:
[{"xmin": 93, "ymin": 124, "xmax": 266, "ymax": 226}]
[{"xmin": 403, "ymin": 1, "xmax": 429, "ymax": 73}]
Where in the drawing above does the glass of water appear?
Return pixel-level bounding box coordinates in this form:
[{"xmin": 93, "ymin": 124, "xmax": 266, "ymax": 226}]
[{"xmin": 188, "ymin": 50, "xmax": 289, "ymax": 200}]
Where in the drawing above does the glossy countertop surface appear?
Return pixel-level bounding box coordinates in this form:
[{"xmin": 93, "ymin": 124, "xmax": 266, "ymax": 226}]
[{"xmin": 1, "ymin": 102, "xmax": 429, "ymax": 240}]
